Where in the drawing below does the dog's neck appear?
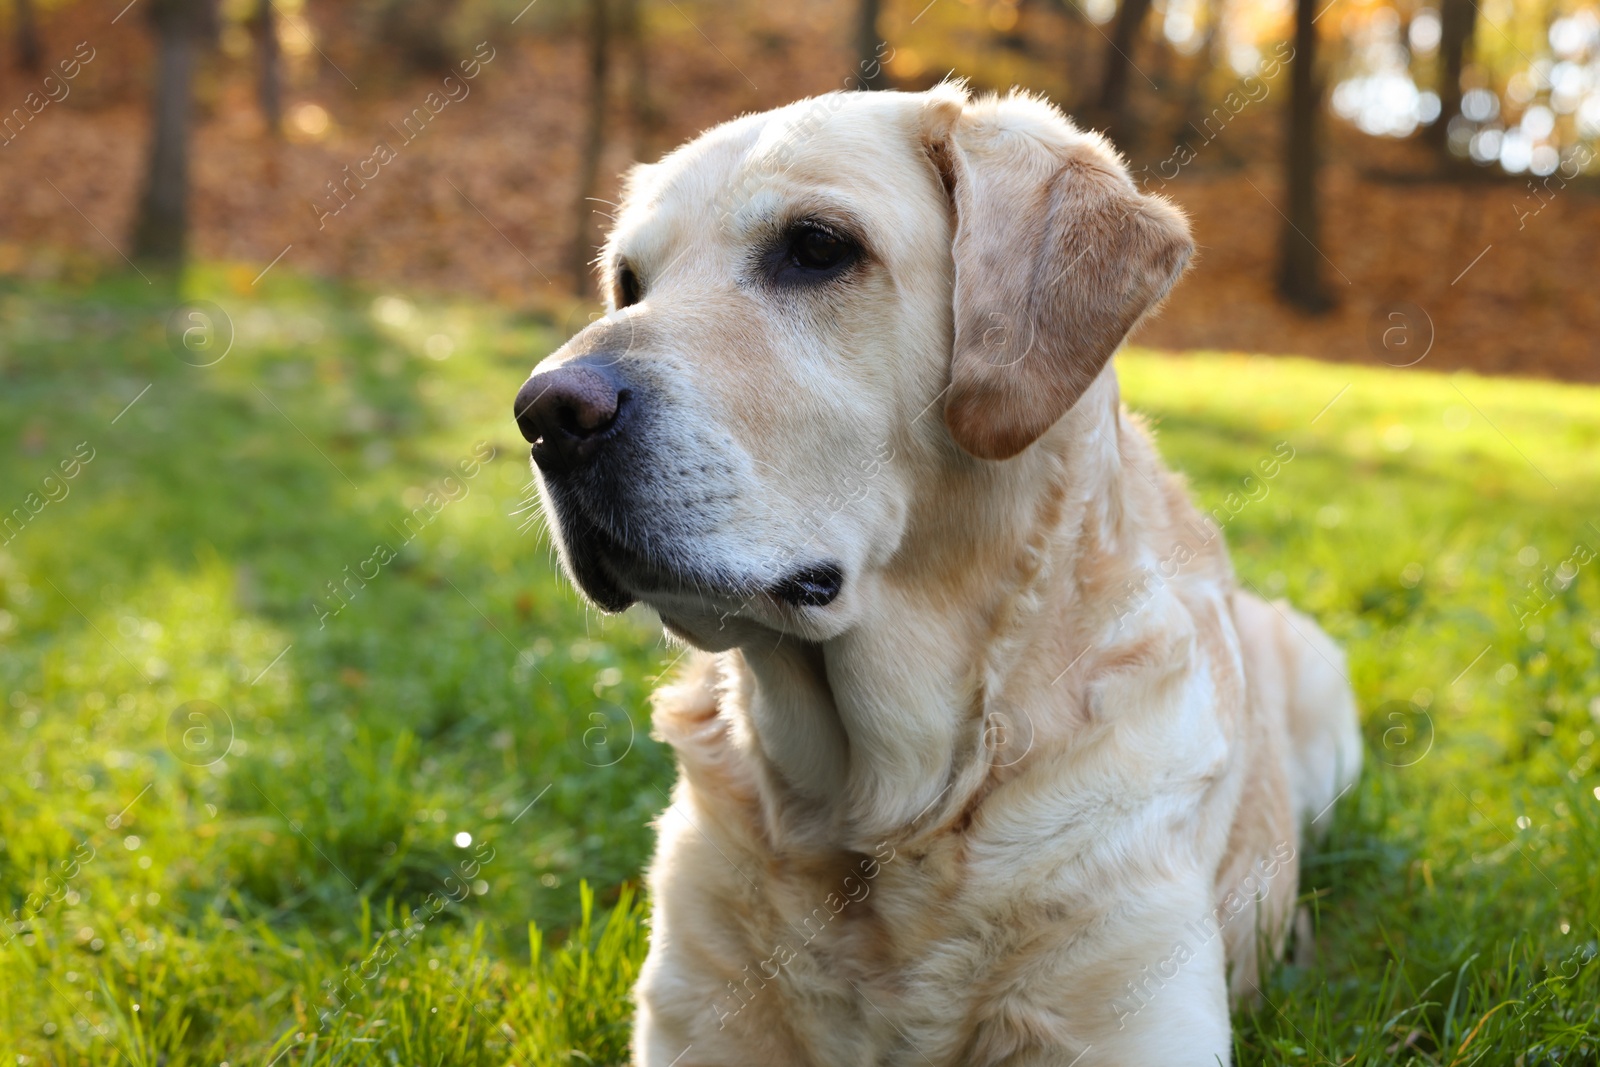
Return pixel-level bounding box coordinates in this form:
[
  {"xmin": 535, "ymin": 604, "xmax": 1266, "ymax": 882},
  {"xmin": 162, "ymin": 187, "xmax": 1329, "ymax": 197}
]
[{"xmin": 730, "ymin": 370, "xmax": 1136, "ymax": 852}]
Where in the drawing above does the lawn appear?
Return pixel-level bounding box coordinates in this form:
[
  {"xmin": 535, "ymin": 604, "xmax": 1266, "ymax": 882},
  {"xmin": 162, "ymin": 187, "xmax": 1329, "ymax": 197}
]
[{"xmin": 0, "ymin": 269, "xmax": 1596, "ymax": 1066}]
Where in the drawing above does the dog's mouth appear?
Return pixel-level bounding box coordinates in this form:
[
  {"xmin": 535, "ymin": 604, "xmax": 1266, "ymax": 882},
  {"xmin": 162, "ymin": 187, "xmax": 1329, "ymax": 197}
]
[{"xmin": 548, "ymin": 493, "xmax": 843, "ymax": 616}]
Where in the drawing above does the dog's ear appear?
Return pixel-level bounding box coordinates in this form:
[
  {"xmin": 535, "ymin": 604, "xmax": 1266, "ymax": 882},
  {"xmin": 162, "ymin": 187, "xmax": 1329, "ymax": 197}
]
[{"xmin": 921, "ymin": 90, "xmax": 1193, "ymax": 461}]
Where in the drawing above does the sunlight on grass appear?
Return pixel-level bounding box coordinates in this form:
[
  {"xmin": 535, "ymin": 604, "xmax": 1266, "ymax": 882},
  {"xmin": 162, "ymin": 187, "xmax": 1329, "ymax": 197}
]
[{"xmin": 0, "ymin": 273, "xmax": 1596, "ymax": 1064}]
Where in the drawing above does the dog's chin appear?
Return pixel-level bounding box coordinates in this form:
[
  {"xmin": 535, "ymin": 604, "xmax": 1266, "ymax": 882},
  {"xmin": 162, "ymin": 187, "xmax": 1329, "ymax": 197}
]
[
  {"xmin": 550, "ymin": 510, "xmax": 848, "ymax": 642},
  {"xmin": 649, "ymin": 563, "xmax": 854, "ymax": 652},
  {"xmin": 538, "ymin": 505, "xmax": 630, "ymax": 611},
  {"xmin": 562, "ymin": 543, "xmax": 639, "ymax": 614}
]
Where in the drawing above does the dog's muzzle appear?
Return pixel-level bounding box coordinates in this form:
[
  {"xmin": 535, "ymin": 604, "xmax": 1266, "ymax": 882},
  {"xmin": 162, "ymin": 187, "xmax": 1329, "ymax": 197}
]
[{"xmin": 513, "ymin": 356, "xmax": 846, "ymax": 617}]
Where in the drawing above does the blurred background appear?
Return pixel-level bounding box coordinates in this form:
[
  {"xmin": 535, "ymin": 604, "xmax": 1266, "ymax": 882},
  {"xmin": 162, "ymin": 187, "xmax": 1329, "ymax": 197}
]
[
  {"xmin": 1, "ymin": 0, "xmax": 1597, "ymax": 376},
  {"xmin": 3, "ymin": 1, "xmax": 1599, "ymax": 1064}
]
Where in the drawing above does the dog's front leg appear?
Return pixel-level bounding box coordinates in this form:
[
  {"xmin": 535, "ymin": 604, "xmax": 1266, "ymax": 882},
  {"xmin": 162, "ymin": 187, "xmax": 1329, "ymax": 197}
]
[
  {"xmin": 1068, "ymin": 930, "xmax": 1232, "ymax": 1067},
  {"xmin": 980, "ymin": 912, "xmax": 1234, "ymax": 1067}
]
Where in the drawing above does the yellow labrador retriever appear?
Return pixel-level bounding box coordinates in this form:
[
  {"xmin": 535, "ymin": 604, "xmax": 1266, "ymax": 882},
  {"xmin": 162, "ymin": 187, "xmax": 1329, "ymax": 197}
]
[{"xmin": 514, "ymin": 83, "xmax": 1361, "ymax": 1067}]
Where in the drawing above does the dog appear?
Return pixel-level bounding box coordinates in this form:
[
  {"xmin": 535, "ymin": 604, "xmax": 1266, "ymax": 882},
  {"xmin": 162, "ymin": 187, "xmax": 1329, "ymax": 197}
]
[{"xmin": 514, "ymin": 82, "xmax": 1362, "ymax": 1066}]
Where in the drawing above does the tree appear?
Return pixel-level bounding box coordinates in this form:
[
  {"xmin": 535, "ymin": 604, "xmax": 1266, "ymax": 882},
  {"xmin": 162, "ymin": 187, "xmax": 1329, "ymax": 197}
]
[
  {"xmin": 13, "ymin": 0, "xmax": 41, "ymax": 72},
  {"xmin": 1428, "ymin": 0, "xmax": 1478, "ymax": 161},
  {"xmin": 571, "ymin": 0, "xmax": 610, "ymax": 293},
  {"xmin": 1168, "ymin": 0, "xmax": 1223, "ymax": 154},
  {"xmin": 1278, "ymin": 0, "xmax": 1328, "ymax": 311},
  {"xmin": 1041, "ymin": 0, "xmax": 1100, "ymax": 113},
  {"xmin": 130, "ymin": 0, "xmax": 217, "ymax": 267},
  {"xmin": 616, "ymin": 0, "xmax": 654, "ymax": 159},
  {"xmin": 853, "ymin": 0, "xmax": 886, "ymax": 90},
  {"xmin": 1095, "ymin": 0, "xmax": 1153, "ymax": 149},
  {"xmin": 376, "ymin": 0, "xmax": 459, "ymax": 73},
  {"xmin": 250, "ymin": 0, "xmax": 283, "ymax": 137}
]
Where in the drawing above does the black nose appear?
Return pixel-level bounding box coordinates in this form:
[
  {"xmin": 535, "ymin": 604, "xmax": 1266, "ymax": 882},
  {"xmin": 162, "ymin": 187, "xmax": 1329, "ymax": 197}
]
[{"xmin": 514, "ymin": 362, "xmax": 627, "ymax": 473}]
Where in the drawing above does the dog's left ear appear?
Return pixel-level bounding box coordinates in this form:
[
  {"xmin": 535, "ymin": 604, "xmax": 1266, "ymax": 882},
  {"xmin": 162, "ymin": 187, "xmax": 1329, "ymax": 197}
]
[{"xmin": 922, "ymin": 89, "xmax": 1193, "ymax": 461}]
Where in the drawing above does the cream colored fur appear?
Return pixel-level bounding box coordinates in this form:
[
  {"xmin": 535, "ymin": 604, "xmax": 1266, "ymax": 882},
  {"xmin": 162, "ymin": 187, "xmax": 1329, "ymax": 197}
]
[{"xmin": 527, "ymin": 83, "xmax": 1362, "ymax": 1067}]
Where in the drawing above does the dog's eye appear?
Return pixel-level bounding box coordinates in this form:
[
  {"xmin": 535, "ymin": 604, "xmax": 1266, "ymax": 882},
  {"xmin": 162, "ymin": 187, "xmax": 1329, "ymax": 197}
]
[
  {"xmin": 616, "ymin": 262, "xmax": 643, "ymax": 308},
  {"xmin": 782, "ymin": 222, "xmax": 861, "ymax": 278},
  {"xmin": 789, "ymin": 225, "xmax": 854, "ymax": 271}
]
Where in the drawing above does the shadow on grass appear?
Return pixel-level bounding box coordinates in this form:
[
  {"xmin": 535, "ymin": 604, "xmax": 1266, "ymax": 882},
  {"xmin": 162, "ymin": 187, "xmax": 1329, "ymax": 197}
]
[{"xmin": 0, "ymin": 267, "xmax": 675, "ymax": 946}]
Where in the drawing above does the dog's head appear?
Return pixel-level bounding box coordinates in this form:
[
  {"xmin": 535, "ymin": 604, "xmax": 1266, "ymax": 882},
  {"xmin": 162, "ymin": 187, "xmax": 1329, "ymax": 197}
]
[{"xmin": 516, "ymin": 85, "xmax": 1191, "ymax": 650}]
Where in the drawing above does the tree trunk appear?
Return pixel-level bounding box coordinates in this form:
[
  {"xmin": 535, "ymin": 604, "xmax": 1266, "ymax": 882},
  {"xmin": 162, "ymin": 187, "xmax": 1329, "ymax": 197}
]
[
  {"xmin": 378, "ymin": 0, "xmax": 458, "ymax": 73},
  {"xmin": 1278, "ymin": 0, "xmax": 1328, "ymax": 312},
  {"xmin": 571, "ymin": 0, "xmax": 610, "ymax": 294},
  {"xmin": 1168, "ymin": 0, "xmax": 1221, "ymax": 157},
  {"xmin": 131, "ymin": 28, "xmax": 200, "ymax": 265},
  {"xmin": 853, "ymin": 0, "xmax": 886, "ymax": 90},
  {"xmin": 14, "ymin": 0, "xmax": 41, "ymax": 72},
  {"xmin": 1046, "ymin": 0, "xmax": 1099, "ymax": 115},
  {"xmin": 1095, "ymin": 0, "xmax": 1153, "ymax": 149},
  {"xmin": 1429, "ymin": 0, "xmax": 1477, "ymax": 159},
  {"xmin": 617, "ymin": 0, "xmax": 652, "ymax": 160},
  {"xmin": 251, "ymin": 0, "xmax": 282, "ymax": 137}
]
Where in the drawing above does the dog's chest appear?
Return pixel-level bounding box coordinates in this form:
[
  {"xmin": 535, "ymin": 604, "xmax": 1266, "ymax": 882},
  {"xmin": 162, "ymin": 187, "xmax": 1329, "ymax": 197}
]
[{"xmin": 714, "ymin": 813, "xmax": 1138, "ymax": 1065}]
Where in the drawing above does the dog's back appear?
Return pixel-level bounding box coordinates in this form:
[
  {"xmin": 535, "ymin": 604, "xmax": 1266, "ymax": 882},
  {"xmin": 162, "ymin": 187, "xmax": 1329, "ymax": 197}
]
[{"xmin": 1219, "ymin": 591, "xmax": 1362, "ymax": 999}]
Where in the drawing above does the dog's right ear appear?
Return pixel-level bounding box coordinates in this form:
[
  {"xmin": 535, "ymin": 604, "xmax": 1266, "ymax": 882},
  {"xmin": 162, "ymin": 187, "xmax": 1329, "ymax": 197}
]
[{"xmin": 920, "ymin": 87, "xmax": 1193, "ymax": 461}]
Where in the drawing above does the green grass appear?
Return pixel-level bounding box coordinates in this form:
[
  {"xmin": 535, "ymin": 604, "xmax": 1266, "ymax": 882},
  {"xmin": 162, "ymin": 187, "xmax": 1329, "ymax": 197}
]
[{"xmin": 0, "ymin": 270, "xmax": 1596, "ymax": 1065}]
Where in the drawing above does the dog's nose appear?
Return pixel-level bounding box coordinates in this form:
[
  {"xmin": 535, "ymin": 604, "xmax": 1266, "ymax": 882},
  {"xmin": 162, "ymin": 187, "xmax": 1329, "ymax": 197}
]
[{"xmin": 514, "ymin": 362, "xmax": 627, "ymax": 473}]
